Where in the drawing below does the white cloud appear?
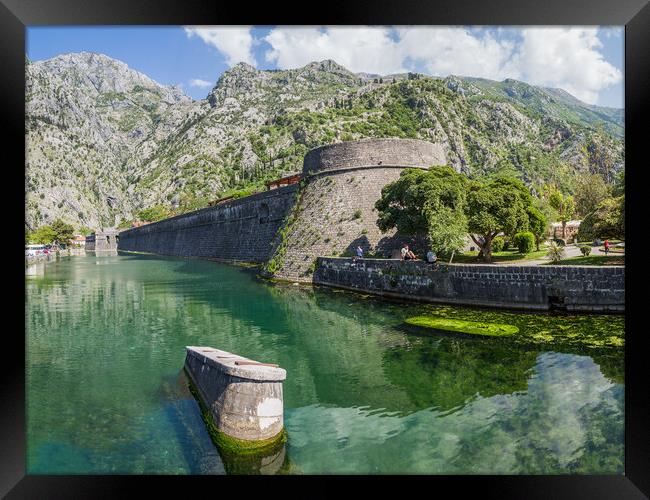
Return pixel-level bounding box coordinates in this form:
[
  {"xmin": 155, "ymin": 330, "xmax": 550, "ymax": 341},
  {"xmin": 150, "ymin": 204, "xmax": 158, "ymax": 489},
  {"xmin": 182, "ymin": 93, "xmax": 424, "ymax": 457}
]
[
  {"xmin": 513, "ymin": 28, "xmax": 622, "ymax": 104},
  {"xmin": 262, "ymin": 26, "xmax": 621, "ymax": 105},
  {"xmin": 184, "ymin": 26, "xmax": 256, "ymax": 67},
  {"xmin": 264, "ymin": 27, "xmax": 406, "ymax": 75},
  {"xmin": 185, "ymin": 26, "xmax": 622, "ymax": 105},
  {"xmin": 189, "ymin": 78, "xmax": 212, "ymax": 88}
]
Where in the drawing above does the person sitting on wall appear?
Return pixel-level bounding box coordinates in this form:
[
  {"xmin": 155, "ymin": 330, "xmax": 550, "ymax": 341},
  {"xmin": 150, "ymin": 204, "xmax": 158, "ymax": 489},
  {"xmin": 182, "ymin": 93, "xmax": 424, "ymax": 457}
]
[
  {"xmin": 353, "ymin": 245, "xmax": 364, "ymax": 262},
  {"xmin": 426, "ymin": 249, "xmax": 437, "ymax": 264},
  {"xmin": 402, "ymin": 244, "xmax": 417, "ymax": 261}
]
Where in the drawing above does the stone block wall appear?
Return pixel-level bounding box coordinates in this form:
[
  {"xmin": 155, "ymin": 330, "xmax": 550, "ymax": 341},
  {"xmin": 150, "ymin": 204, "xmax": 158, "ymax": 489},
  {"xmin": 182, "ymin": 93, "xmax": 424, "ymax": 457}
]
[
  {"xmin": 118, "ymin": 185, "xmax": 298, "ymax": 262},
  {"xmin": 303, "ymin": 138, "xmax": 446, "ymax": 174},
  {"xmin": 269, "ymin": 138, "xmax": 447, "ymax": 281},
  {"xmin": 313, "ymin": 258, "xmax": 625, "ymax": 312}
]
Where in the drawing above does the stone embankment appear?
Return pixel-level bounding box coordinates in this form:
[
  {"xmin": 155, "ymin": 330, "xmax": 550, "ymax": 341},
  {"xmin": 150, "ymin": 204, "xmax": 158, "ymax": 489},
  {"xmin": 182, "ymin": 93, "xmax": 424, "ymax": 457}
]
[
  {"xmin": 184, "ymin": 346, "xmax": 286, "ymax": 447},
  {"xmin": 313, "ymin": 258, "xmax": 625, "ymax": 312}
]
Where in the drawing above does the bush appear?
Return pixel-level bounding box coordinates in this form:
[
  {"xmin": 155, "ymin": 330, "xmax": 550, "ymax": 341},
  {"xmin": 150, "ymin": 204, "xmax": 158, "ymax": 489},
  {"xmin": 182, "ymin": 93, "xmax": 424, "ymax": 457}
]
[
  {"xmin": 579, "ymin": 245, "xmax": 592, "ymax": 256},
  {"xmin": 352, "ymin": 209, "xmax": 362, "ymax": 220},
  {"xmin": 514, "ymin": 232, "xmax": 535, "ymax": 254},
  {"xmin": 547, "ymin": 241, "xmax": 566, "ymax": 262},
  {"xmin": 492, "ymin": 236, "xmax": 505, "ymax": 253}
]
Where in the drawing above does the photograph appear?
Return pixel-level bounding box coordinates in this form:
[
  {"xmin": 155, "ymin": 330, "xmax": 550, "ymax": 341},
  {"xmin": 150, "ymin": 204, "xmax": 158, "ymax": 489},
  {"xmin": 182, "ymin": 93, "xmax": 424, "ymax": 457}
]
[{"xmin": 2, "ymin": 1, "xmax": 647, "ymax": 495}]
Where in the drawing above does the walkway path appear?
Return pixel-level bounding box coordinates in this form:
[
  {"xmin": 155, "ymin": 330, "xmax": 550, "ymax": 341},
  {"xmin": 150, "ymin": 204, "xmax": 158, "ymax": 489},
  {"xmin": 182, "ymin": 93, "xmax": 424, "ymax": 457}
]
[{"xmin": 496, "ymin": 244, "xmax": 624, "ymax": 266}]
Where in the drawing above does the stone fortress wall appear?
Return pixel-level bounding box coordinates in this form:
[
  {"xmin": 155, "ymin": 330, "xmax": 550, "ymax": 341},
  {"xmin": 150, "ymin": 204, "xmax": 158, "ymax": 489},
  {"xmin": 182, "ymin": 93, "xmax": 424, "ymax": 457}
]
[
  {"xmin": 117, "ymin": 185, "xmax": 299, "ymax": 262},
  {"xmin": 268, "ymin": 138, "xmax": 446, "ymax": 280},
  {"xmin": 118, "ymin": 138, "xmax": 445, "ymax": 275}
]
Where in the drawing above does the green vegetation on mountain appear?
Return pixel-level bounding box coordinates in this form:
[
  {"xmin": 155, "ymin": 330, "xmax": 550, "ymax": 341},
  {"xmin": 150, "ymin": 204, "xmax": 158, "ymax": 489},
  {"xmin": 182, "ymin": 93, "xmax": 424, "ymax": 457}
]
[{"xmin": 25, "ymin": 54, "xmax": 624, "ymax": 231}]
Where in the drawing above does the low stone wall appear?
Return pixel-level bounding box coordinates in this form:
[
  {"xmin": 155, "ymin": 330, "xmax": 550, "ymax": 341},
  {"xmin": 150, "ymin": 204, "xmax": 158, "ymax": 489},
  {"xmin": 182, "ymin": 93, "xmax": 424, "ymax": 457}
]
[
  {"xmin": 313, "ymin": 258, "xmax": 625, "ymax": 312},
  {"xmin": 118, "ymin": 185, "xmax": 298, "ymax": 263},
  {"xmin": 184, "ymin": 346, "xmax": 286, "ymax": 443}
]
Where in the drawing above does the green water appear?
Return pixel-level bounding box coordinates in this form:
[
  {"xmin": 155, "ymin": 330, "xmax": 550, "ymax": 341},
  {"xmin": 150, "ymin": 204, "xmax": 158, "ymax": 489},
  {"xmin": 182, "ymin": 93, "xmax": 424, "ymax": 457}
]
[{"xmin": 26, "ymin": 254, "xmax": 624, "ymax": 474}]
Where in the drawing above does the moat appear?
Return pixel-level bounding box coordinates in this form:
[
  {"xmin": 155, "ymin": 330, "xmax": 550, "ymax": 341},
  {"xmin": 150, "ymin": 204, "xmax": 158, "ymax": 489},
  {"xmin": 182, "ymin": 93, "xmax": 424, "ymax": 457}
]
[{"xmin": 26, "ymin": 253, "xmax": 624, "ymax": 474}]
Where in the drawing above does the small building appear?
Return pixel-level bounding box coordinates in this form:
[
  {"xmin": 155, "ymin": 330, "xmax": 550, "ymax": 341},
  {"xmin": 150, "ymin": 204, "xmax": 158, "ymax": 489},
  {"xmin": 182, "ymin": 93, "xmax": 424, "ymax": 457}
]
[
  {"xmin": 266, "ymin": 173, "xmax": 302, "ymax": 190},
  {"xmin": 549, "ymin": 220, "xmax": 581, "ymax": 242},
  {"xmin": 70, "ymin": 234, "xmax": 86, "ymax": 247},
  {"xmin": 85, "ymin": 229, "xmax": 120, "ymax": 252}
]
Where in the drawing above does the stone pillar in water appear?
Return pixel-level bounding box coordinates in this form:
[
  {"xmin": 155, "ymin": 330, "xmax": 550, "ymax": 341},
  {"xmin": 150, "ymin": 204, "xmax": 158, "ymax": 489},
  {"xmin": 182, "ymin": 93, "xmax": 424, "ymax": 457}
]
[{"xmin": 184, "ymin": 346, "xmax": 286, "ymax": 450}]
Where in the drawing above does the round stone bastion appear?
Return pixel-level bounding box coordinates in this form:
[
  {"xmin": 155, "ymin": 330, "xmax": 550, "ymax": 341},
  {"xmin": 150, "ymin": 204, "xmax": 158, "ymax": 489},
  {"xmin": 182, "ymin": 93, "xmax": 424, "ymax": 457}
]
[{"xmin": 302, "ymin": 137, "xmax": 447, "ymax": 176}]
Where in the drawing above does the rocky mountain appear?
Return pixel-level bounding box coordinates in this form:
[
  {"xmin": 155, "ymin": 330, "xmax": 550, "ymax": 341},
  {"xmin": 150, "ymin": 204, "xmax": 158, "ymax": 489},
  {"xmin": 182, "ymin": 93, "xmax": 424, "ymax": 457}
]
[{"xmin": 25, "ymin": 53, "xmax": 624, "ymax": 230}]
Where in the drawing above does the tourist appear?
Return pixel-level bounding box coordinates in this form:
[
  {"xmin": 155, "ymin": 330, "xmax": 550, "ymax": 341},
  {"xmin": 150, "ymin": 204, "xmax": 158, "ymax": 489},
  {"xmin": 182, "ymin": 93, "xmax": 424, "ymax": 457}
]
[
  {"xmin": 426, "ymin": 249, "xmax": 437, "ymax": 264},
  {"xmin": 604, "ymin": 239, "xmax": 610, "ymax": 255},
  {"xmin": 401, "ymin": 244, "xmax": 408, "ymax": 260},
  {"xmin": 403, "ymin": 244, "xmax": 417, "ymax": 261},
  {"xmin": 353, "ymin": 245, "xmax": 363, "ymax": 262}
]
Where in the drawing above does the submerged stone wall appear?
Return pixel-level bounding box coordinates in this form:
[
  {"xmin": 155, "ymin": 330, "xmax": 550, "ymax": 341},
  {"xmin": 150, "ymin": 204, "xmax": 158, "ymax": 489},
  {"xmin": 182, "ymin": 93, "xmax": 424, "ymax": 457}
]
[
  {"xmin": 118, "ymin": 185, "xmax": 298, "ymax": 262},
  {"xmin": 313, "ymin": 258, "xmax": 625, "ymax": 312}
]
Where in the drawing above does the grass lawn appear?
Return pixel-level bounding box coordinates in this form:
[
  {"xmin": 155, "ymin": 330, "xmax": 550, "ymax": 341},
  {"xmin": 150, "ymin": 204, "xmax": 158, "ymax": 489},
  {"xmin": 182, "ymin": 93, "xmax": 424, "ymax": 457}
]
[
  {"xmin": 543, "ymin": 255, "xmax": 625, "ymax": 266},
  {"xmin": 452, "ymin": 247, "xmax": 548, "ymax": 264}
]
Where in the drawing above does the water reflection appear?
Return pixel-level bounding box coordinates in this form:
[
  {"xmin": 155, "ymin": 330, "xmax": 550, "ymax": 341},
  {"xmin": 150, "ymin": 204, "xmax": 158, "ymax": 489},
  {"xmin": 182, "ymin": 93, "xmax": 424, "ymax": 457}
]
[{"xmin": 26, "ymin": 255, "xmax": 624, "ymax": 474}]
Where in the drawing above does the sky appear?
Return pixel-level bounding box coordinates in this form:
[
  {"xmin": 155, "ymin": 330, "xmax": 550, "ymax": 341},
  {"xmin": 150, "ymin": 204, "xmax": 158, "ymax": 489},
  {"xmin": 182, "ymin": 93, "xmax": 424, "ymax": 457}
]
[{"xmin": 27, "ymin": 26, "xmax": 624, "ymax": 108}]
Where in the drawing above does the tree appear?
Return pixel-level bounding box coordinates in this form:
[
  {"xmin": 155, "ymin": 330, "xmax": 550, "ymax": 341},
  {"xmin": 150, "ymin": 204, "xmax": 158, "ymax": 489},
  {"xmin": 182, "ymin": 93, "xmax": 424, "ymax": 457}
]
[
  {"xmin": 548, "ymin": 189, "xmax": 575, "ymax": 239},
  {"xmin": 612, "ymin": 169, "xmax": 625, "ymax": 197},
  {"xmin": 50, "ymin": 218, "xmax": 75, "ymax": 245},
  {"xmin": 375, "ymin": 166, "xmax": 468, "ymax": 259},
  {"xmin": 577, "ymin": 196, "xmax": 624, "ymax": 241},
  {"xmin": 30, "ymin": 225, "xmax": 57, "ymax": 244},
  {"xmin": 526, "ymin": 206, "xmax": 548, "ymax": 251},
  {"xmin": 465, "ymin": 178, "xmax": 532, "ymax": 263},
  {"xmin": 136, "ymin": 204, "xmax": 171, "ymax": 222},
  {"xmin": 574, "ymin": 172, "xmax": 611, "ymax": 217}
]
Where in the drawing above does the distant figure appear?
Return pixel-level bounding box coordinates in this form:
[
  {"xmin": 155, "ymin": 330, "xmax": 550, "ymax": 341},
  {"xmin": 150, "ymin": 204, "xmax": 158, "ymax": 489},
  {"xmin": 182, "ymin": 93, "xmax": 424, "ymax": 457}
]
[
  {"xmin": 355, "ymin": 246, "xmax": 364, "ymax": 260},
  {"xmin": 426, "ymin": 250, "xmax": 437, "ymax": 264},
  {"xmin": 402, "ymin": 244, "xmax": 417, "ymax": 261},
  {"xmin": 604, "ymin": 239, "xmax": 610, "ymax": 255}
]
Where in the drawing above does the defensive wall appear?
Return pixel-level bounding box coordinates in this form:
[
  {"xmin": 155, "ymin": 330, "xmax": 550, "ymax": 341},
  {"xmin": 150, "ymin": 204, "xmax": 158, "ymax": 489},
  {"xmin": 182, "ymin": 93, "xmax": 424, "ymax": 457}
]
[
  {"xmin": 118, "ymin": 138, "xmax": 445, "ymax": 274},
  {"xmin": 266, "ymin": 138, "xmax": 446, "ymax": 280},
  {"xmin": 85, "ymin": 229, "xmax": 119, "ymax": 252},
  {"xmin": 117, "ymin": 185, "xmax": 298, "ymax": 262},
  {"xmin": 312, "ymin": 258, "xmax": 625, "ymax": 312}
]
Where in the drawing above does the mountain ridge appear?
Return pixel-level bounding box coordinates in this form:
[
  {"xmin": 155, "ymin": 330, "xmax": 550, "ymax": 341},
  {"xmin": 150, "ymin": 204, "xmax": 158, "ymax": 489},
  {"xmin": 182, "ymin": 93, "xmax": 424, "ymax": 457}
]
[{"xmin": 25, "ymin": 53, "xmax": 624, "ymax": 230}]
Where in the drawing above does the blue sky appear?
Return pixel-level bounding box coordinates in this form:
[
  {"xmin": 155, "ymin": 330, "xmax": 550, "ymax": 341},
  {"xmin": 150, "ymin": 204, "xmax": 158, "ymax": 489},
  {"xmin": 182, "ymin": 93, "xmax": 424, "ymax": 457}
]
[{"xmin": 27, "ymin": 26, "xmax": 624, "ymax": 107}]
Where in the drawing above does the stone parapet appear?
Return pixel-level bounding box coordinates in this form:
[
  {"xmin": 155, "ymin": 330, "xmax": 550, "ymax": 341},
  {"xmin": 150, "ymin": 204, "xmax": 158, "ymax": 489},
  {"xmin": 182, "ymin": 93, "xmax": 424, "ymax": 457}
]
[
  {"xmin": 303, "ymin": 138, "xmax": 447, "ymax": 176},
  {"xmin": 313, "ymin": 258, "xmax": 625, "ymax": 312}
]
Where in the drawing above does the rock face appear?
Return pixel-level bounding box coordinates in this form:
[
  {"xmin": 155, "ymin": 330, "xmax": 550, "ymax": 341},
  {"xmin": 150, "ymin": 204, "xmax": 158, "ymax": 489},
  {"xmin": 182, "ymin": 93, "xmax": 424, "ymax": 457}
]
[{"xmin": 26, "ymin": 53, "xmax": 624, "ymax": 231}]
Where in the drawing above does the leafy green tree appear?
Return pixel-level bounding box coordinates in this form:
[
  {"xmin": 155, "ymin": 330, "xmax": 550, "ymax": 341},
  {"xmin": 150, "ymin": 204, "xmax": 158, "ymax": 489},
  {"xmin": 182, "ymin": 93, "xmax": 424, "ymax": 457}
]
[
  {"xmin": 526, "ymin": 206, "xmax": 548, "ymax": 251},
  {"xmin": 136, "ymin": 204, "xmax": 171, "ymax": 222},
  {"xmin": 375, "ymin": 167, "xmax": 468, "ymax": 259},
  {"xmin": 548, "ymin": 189, "xmax": 575, "ymax": 239},
  {"xmin": 574, "ymin": 172, "xmax": 611, "ymax": 217},
  {"xmin": 50, "ymin": 219, "xmax": 75, "ymax": 245},
  {"xmin": 612, "ymin": 169, "xmax": 625, "ymax": 197},
  {"xmin": 465, "ymin": 177, "xmax": 532, "ymax": 262},
  {"xmin": 30, "ymin": 225, "xmax": 57, "ymax": 244},
  {"xmin": 577, "ymin": 196, "xmax": 624, "ymax": 241}
]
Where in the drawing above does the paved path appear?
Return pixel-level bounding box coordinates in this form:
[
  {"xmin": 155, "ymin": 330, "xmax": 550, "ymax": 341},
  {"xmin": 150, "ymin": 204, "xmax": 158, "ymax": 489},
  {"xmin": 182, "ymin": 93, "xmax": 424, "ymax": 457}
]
[{"xmin": 497, "ymin": 244, "xmax": 624, "ymax": 266}]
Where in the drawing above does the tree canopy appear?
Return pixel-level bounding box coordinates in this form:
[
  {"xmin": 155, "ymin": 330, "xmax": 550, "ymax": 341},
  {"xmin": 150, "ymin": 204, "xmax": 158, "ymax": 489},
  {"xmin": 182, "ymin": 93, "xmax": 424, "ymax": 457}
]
[
  {"xmin": 375, "ymin": 166, "xmax": 468, "ymax": 258},
  {"xmin": 577, "ymin": 195, "xmax": 624, "ymax": 241},
  {"xmin": 465, "ymin": 177, "xmax": 532, "ymax": 262}
]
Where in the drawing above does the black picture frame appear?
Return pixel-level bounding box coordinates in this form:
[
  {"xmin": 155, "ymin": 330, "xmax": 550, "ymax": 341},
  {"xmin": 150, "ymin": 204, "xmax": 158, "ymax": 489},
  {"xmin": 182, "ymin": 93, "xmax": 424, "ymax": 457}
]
[{"xmin": 3, "ymin": 0, "xmax": 648, "ymax": 497}]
